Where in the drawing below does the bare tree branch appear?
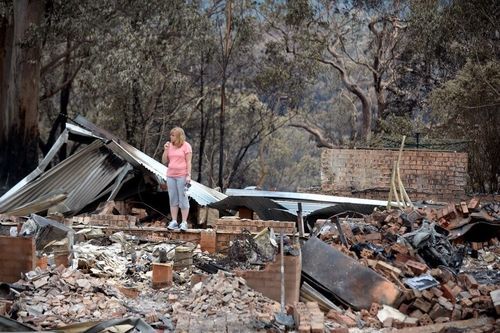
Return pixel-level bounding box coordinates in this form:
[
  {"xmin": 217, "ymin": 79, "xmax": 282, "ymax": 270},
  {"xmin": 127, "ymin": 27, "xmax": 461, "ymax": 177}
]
[
  {"xmin": 289, "ymin": 122, "xmax": 335, "ymax": 148},
  {"xmin": 39, "ymin": 61, "xmax": 84, "ymax": 101},
  {"xmin": 41, "ymin": 42, "xmax": 87, "ymax": 75}
]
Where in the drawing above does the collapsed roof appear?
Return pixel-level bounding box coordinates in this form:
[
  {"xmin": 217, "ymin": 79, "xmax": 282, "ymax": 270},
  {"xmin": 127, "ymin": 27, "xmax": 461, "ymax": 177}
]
[
  {"xmin": 0, "ymin": 116, "xmax": 226, "ymax": 216},
  {"xmin": 216, "ymin": 189, "xmax": 391, "ymax": 223}
]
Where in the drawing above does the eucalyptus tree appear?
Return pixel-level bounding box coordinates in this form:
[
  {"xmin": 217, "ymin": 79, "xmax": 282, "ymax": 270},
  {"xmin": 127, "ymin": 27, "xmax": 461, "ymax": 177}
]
[
  {"xmin": 71, "ymin": 1, "xmax": 208, "ymax": 152},
  {"xmin": 205, "ymin": 0, "xmax": 261, "ymax": 189},
  {"xmin": 384, "ymin": 0, "xmax": 499, "ymax": 132},
  {"xmin": 430, "ymin": 61, "xmax": 500, "ymax": 193},
  {"xmin": 261, "ymin": 0, "xmax": 408, "ymax": 145},
  {"xmin": 404, "ymin": 0, "xmax": 499, "ymax": 193},
  {"xmin": 0, "ymin": 0, "xmax": 45, "ymax": 191},
  {"xmin": 39, "ymin": 1, "xmax": 126, "ymax": 161}
]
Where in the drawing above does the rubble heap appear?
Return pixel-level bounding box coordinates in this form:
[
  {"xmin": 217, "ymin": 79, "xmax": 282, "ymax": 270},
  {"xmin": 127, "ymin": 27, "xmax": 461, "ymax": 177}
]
[
  {"xmin": 310, "ymin": 200, "xmax": 500, "ymax": 332},
  {"xmin": 5, "ymin": 265, "xmax": 178, "ymax": 330},
  {"xmin": 172, "ymin": 271, "xmax": 281, "ymax": 332}
]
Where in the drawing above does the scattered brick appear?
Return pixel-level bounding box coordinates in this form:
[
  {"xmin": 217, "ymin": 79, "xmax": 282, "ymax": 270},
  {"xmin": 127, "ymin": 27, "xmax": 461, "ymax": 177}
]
[
  {"xmin": 412, "ymin": 298, "xmax": 432, "ymax": 313},
  {"xmin": 405, "ymin": 260, "xmax": 428, "ymax": 275},
  {"xmin": 418, "ymin": 313, "xmax": 433, "ymax": 326}
]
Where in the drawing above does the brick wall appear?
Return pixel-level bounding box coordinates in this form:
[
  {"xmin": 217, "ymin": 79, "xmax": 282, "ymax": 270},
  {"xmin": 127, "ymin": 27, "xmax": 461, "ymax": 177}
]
[
  {"xmin": 213, "ymin": 218, "xmax": 296, "ymax": 234},
  {"xmin": 235, "ymin": 252, "xmax": 301, "ymax": 305},
  {"xmin": 321, "ymin": 148, "xmax": 468, "ymax": 202},
  {"xmin": 70, "ymin": 214, "xmax": 137, "ymax": 228},
  {"xmin": 98, "ymin": 227, "xmax": 283, "ymax": 253},
  {"xmin": 0, "ymin": 236, "xmax": 36, "ymax": 283}
]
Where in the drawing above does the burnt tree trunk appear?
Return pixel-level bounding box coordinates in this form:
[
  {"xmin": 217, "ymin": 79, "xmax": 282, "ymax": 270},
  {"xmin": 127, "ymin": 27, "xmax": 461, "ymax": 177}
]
[
  {"xmin": 0, "ymin": 1, "xmax": 44, "ymax": 192},
  {"xmin": 43, "ymin": 39, "xmax": 72, "ymax": 163},
  {"xmin": 197, "ymin": 51, "xmax": 208, "ymax": 184}
]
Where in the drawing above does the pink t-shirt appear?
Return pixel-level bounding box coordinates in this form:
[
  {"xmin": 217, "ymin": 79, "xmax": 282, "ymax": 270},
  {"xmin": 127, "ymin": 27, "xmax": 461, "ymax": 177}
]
[{"xmin": 167, "ymin": 142, "xmax": 192, "ymax": 177}]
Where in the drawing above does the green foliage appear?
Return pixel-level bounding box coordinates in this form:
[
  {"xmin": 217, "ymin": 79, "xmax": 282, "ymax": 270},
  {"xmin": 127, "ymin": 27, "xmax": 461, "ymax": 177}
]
[
  {"xmin": 430, "ymin": 60, "xmax": 500, "ymax": 192},
  {"xmin": 242, "ymin": 126, "xmax": 321, "ymax": 191}
]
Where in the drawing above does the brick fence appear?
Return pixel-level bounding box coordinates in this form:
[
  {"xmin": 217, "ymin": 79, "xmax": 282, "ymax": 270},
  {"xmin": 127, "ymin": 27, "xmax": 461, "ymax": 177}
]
[{"xmin": 321, "ymin": 148, "xmax": 468, "ymax": 202}]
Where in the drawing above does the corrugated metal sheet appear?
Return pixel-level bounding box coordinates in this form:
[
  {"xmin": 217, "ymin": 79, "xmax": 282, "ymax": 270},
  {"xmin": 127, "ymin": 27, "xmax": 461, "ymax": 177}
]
[
  {"xmin": 224, "ymin": 188, "xmax": 392, "ymax": 221},
  {"xmin": 66, "ymin": 123, "xmax": 102, "ymax": 139},
  {"xmin": 209, "ymin": 196, "xmax": 297, "ymax": 221},
  {"xmin": 0, "ymin": 141, "xmax": 127, "ymax": 215},
  {"xmin": 273, "ymin": 200, "xmax": 334, "ymax": 216},
  {"xmin": 226, "ymin": 189, "xmax": 390, "ymax": 207}
]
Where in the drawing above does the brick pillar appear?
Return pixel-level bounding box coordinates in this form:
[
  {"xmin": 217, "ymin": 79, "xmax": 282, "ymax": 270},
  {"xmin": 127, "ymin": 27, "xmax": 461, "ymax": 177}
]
[
  {"xmin": 152, "ymin": 263, "xmax": 173, "ymax": 289},
  {"xmin": 200, "ymin": 229, "xmax": 217, "ymax": 253}
]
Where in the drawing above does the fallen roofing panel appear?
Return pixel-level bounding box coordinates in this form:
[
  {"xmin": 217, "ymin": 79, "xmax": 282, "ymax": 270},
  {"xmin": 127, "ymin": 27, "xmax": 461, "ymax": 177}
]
[
  {"xmin": 209, "ymin": 196, "xmax": 297, "ymax": 221},
  {"xmin": 0, "ymin": 117, "xmax": 226, "ymax": 215},
  {"xmin": 226, "ymin": 189, "xmax": 391, "ymax": 206},
  {"xmin": 225, "ymin": 189, "xmax": 387, "ymax": 221},
  {"xmin": 0, "ymin": 141, "xmax": 127, "ymax": 215},
  {"xmin": 301, "ymin": 236, "xmax": 401, "ymax": 310},
  {"xmin": 273, "ymin": 200, "xmax": 334, "ymax": 216},
  {"xmin": 305, "ymin": 203, "xmax": 377, "ymax": 222}
]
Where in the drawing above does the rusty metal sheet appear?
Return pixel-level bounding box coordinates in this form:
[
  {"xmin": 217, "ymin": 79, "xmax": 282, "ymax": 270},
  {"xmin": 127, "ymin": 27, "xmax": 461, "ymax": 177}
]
[{"xmin": 301, "ymin": 237, "xmax": 400, "ymax": 310}]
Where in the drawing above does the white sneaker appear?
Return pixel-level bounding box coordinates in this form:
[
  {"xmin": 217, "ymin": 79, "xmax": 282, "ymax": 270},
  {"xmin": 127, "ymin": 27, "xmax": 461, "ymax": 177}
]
[
  {"xmin": 179, "ymin": 221, "xmax": 188, "ymax": 231},
  {"xmin": 167, "ymin": 220, "xmax": 179, "ymax": 230}
]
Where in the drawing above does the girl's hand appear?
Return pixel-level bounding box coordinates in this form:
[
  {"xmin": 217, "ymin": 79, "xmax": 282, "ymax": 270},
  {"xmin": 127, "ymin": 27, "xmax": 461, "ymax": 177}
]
[
  {"xmin": 164, "ymin": 142, "xmax": 170, "ymax": 149},
  {"xmin": 186, "ymin": 175, "xmax": 191, "ymax": 183}
]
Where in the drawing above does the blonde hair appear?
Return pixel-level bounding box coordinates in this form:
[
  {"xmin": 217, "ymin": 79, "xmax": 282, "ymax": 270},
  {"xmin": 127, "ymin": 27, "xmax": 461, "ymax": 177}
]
[{"xmin": 170, "ymin": 127, "xmax": 186, "ymax": 147}]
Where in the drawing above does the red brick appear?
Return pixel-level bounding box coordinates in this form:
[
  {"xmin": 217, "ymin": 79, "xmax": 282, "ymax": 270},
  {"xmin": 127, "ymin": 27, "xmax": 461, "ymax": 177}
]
[
  {"xmin": 405, "ymin": 260, "xmax": 428, "ymax": 275},
  {"xmin": 200, "ymin": 229, "xmax": 217, "ymax": 253},
  {"xmin": 460, "ymin": 202, "xmax": 469, "ymax": 216},
  {"xmin": 36, "ymin": 256, "xmax": 48, "ymax": 269},
  {"xmin": 398, "ymin": 303, "xmax": 410, "ymax": 315},
  {"xmin": 191, "ymin": 273, "xmax": 209, "ymax": 286},
  {"xmin": 152, "ymin": 263, "xmax": 172, "ymax": 289},
  {"xmin": 437, "ymin": 297, "xmax": 454, "ymax": 311},
  {"xmin": 428, "ymin": 303, "xmax": 450, "ymax": 320},
  {"xmin": 451, "ymin": 285, "xmax": 462, "ymax": 297},
  {"xmin": 298, "ymin": 325, "xmax": 311, "ymax": 333},
  {"xmin": 409, "ymin": 309, "xmax": 423, "ymax": 319},
  {"xmin": 461, "ymin": 307, "xmax": 474, "ymax": 319},
  {"xmin": 418, "ymin": 314, "xmax": 433, "ymax": 326},
  {"xmin": 471, "ymin": 242, "xmax": 483, "ymax": 250},
  {"xmin": 412, "ymin": 298, "xmax": 432, "ymax": 313},
  {"xmin": 451, "ymin": 308, "xmax": 462, "ymax": 321},
  {"xmin": 422, "ymin": 290, "xmax": 434, "ymax": 301},
  {"xmin": 458, "ymin": 274, "xmax": 478, "ymax": 289},
  {"xmin": 235, "ymin": 254, "xmax": 301, "ymax": 305},
  {"xmin": 117, "ymin": 286, "xmax": 140, "ymax": 298},
  {"xmin": 441, "ymin": 284, "xmax": 456, "ymax": 302},
  {"xmin": 460, "ymin": 298, "xmax": 473, "ymax": 307},
  {"xmin": 469, "ymin": 288, "xmax": 481, "ymax": 298},
  {"xmin": 329, "ymin": 329, "xmax": 349, "ymax": 333},
  {"xmin": 467, "ymin": 197, "xmax": 480, "ymax": 209},
  {"xmin": 326, "ymin": 310, "xmax": 356, "ymax": 327},
  {"xmin": 391, "ymin": 243, "xmax": 409, "ymax": 255}
]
